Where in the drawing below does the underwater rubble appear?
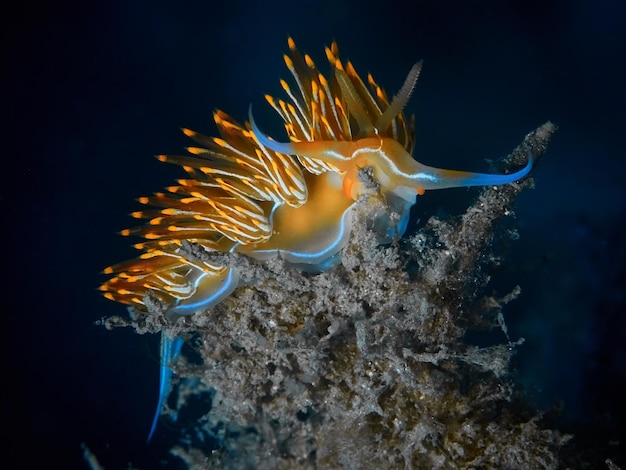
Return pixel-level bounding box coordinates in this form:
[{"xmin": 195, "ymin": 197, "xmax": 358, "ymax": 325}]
[{"xmin": 106, "ymin": 122, "xmax": 572, "ymax": 469}]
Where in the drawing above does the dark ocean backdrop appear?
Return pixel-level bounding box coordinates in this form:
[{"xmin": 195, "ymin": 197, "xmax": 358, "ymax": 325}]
[{"xmin": 3, "ymin": 0, "xmax": 624, "ymax": 467}]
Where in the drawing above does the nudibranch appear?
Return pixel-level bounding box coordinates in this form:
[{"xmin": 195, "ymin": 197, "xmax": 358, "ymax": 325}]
[{"xmin": 100, "ymin": 38, "xmax": 533, "ymax": 441}]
